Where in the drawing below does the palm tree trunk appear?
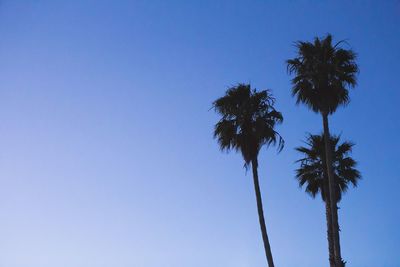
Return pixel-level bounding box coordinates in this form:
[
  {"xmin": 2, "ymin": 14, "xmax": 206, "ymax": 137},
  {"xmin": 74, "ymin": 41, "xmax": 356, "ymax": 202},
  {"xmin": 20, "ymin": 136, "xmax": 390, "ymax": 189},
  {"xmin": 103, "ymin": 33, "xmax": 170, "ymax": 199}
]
[
  {"xmin": 251, "ymin": 158, "xmax": 275, "ymax": 267},
  {"xmin": 321, "ymin": 155, "xmax": 335, "ymax": 267},
  {"xmin": 322, "ymin": 113, "xmax": 343, "ymax": 267},
  {"xmin": 332, "ymin": 202, "xmax": 342, "ymax": 264},
  {"xmin": 324, "ymin": 183, "xmax": 335, "ymax": 267}
]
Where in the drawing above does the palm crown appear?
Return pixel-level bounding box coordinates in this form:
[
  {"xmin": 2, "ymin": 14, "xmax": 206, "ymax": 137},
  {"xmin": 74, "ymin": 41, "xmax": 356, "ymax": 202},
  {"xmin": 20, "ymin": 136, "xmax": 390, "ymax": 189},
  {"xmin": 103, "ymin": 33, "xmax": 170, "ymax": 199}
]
[
  {"xmin": 295, "ymin": 134, "xmax": 361, "ymax": 202},
  {"xmin": 287, "ymin": 34, "xmax": 358, "ymax": 114},
  {"xmin": 213, "ymin": 84, "xmax": 284, "ymax": 166}
]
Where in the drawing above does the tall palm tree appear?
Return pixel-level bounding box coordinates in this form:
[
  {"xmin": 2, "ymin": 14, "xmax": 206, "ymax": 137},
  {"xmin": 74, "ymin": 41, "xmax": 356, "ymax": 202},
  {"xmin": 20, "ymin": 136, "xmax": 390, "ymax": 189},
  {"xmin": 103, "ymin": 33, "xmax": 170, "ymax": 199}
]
[
  {"xmin": 287, "ymin": 34, "xmax": 358, "ymax": 266},
  {"xmin": 295, "ymin": 134, "xmax": 361, "ymax": 267},
  {"xmin": 213, "ymin": 84, "xmax": 283, "ymax": 267}
]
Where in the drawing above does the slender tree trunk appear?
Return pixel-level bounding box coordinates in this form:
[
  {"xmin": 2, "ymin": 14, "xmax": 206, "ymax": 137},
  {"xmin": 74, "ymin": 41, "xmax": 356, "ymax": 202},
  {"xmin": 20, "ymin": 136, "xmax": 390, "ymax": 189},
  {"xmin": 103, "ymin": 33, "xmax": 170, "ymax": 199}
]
[
  {"xmin": 322, "ymin": 113, "xmax": 343, "ymax": 267},
  {"xmin": 251, "ymin": 158, "xmax": 275, "ymax": 267},
  {"xmin": 332, "ymin": 202, "xmax": 342, "ymax": 264},
  {"xmin": 321, "ymin": 154, "xmax": 335, "ymax": 267},
  {"xmin": 324, "ymin": 183, "xmax": 335, "ymax": 267}
]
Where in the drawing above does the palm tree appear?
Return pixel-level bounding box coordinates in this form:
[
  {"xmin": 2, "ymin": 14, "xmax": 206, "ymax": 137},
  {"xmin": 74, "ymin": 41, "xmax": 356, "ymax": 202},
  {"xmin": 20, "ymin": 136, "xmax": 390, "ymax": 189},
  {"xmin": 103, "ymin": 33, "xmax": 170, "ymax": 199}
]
[
  {"xmin": 295, "ymin": 134, "xmax": 361, "ymax": 267},
  {"xmin": 213, "ymin": 84, "xmax": 283, "ymax": 267},
  {"xmin": 287, "ymin": 34, "xmax": 358, "ymax": 266}
]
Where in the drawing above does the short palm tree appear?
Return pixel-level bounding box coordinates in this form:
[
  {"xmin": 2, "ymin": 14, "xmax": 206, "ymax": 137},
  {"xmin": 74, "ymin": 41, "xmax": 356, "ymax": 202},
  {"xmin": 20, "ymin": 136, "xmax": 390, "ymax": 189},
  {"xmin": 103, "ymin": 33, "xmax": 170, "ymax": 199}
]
[
  {"xmin": 287, "ymin": 34, "xmax": 358, "ymax": 266},
  {"xmin": 213, "ymin": 84, "xmax": 283, "ymax": 267},
  {"xmin": 295, "ymin": 134, "xmax": 361, "ymax": 266}
]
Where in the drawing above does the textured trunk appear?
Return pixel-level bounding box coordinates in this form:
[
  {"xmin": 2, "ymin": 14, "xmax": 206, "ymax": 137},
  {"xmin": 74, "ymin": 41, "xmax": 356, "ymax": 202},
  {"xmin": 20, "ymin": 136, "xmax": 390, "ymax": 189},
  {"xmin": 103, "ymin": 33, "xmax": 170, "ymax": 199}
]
[
  {"xmin": 251, "ymin": 158, "xmax": 275, "ymax": 267},
  {"xmin": 324, "ymin": 184, "xmax": 335, "ymax": 267},
  {"xmin": 321, "ymin": 154, "xmax": 335, "ymax": 267},
  {"xmin": 332, "ymin": 201, "xmax": 342, "ymax": 264},
  {"xmin": 322, "ymin": 113, "xmax": 343, "ymax": 267}
]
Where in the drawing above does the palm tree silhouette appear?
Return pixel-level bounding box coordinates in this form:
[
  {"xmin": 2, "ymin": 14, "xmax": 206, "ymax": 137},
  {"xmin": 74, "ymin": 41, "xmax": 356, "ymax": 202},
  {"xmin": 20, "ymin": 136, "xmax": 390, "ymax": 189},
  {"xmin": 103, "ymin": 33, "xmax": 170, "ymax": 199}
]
[
  {"xmin": 287, "ymin": 34, "xmax": 358, "ymax": 266},
  {"xmin": 213, "ymin": 84, "xmax": 283, "ymax": 267},
  {"xmin": 295, "ymin": 134, "xmax": 361, "ymax": 266}
]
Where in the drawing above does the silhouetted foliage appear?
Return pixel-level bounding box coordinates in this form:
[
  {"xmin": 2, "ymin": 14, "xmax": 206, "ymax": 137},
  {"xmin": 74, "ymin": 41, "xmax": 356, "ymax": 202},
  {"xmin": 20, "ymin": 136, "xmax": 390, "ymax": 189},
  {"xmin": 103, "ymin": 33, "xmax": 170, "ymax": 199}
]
[
  {"xmin": 213, "ymin": 83, "xmax": 284, "ymax": 166},
  {"xmin": 287, "ymin": 34, "xmax": 358, "ymax": 115},
  {"xmin": 295, "ymin": 134, "xmax": 361, "ymax": 202}
]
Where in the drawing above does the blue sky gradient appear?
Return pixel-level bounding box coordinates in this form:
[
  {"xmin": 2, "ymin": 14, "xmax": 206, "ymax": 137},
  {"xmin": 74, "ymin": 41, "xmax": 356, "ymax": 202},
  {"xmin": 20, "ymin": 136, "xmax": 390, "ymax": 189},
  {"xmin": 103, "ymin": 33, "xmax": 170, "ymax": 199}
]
[{"xmin": 0, "ymin": 1, "xmax": 399, "ymax": 267}]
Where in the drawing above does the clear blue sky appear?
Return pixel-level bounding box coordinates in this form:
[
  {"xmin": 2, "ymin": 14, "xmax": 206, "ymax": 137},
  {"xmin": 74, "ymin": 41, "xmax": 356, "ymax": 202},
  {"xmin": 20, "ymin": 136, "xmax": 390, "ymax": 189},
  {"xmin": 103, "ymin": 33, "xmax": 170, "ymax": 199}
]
[{"xmin": 0, "ymin": 1, "xmax": 399, "ymax": 267}]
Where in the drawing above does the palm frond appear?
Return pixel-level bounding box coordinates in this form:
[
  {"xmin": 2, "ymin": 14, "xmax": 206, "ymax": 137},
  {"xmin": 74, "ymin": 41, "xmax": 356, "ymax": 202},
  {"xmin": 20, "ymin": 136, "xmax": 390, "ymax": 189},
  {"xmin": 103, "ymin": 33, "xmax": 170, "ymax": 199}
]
[
  {"xmin": 287, "ymin": 34, "xmax": 359, "ymax": 114},
  {"xmin": 213, "ymin": 84, "xmax": 284, "ymax": 166},
  {"xmin": 295, "ymin": 133, "xmax": 361, "ymax": 202}
]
